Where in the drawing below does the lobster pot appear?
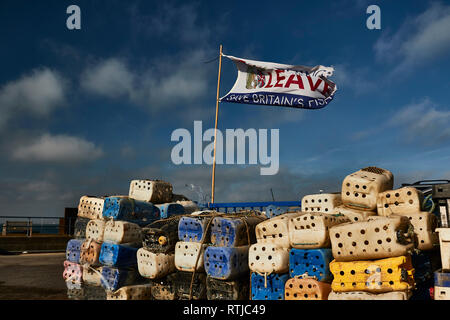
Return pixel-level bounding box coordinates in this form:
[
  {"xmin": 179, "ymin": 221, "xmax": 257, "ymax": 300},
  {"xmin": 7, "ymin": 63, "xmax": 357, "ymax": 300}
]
[
  {"xmin": 173, "ymin": 271, "xmax": 207, "ymax": 300},
  {"xmin": 102, "ymin": 196, "xmax": 159, "ymax": 226},
  {"xmin": 84, "ymin": 284, "xmax": 107, "ymax": 300},
  {"xmin": 434, "ymin": 270, "xmax": 450, "ymax": 300},
  {"xmin": 137, "ymin": 248, "xmax": 175, "ymax": 279},
  {"xmin": 174, "ymin": 241, "xmax": 207, "ymax": 272},
  {"xmin": 285, "ymin": 278, "xmax": 331, "ymax": 300},
  {"xmin": 206, "ymin": 276, "xmax": 249, "ymax": 300},
  {"xmin": 80, "ymin": 240, "xmax": 103, "ymax": 266},
  {"xmin": 328, "ymin": 291, "xmax": 411, "ymax": 300},
  {"xmin": 248, "ymin": 243, "xmax": 289, "ymax": 274},
  {"xmin": 103, "ymin": 220, "xmax": 142, "ymax": 244},
  {"xmin": 265, "ymin": 205, "xmax": 287, "ymax": 218},
  {"xmin": 255, "ymin": 212, "xmax": 302, "ymax": 248},
  {"xmin": 82, "ymin": 266, "xmax": 103, "ymax": 286},
  {"xmin": 151, "ymin": 274, "xmax": 177, "ymax": 300},
  {"xmin": 142, "ymin": 217, "xmax": 181, "ymax": 254},
  {"xmin": 251, "ymin": 272, "xmax": 289, "ymax": 300},
  {"xmin": 341, "ymin": 166, "xmax": 394, "ymax": 211},
  {"xmin": 74, "ymin": 217, "xmax": 90, "ymax": 240},
  {"xmin": 156, "ymin": 203, "xmax": 185, "ymax": 219},
  {"xmin": 63, "ymin": 261, "xmax": 83, "ymax": 285},
  {"xmin": 100, "ymin": 266, "xmax": 140, "ymax": 292},
  {"xmin": 86, "ymin": 219, "xmax": 106, "ymax": 242},
  {"xmin": 66, "ymin": 239, "xmax": 83, "ymax": 263},
  {"xmin": 178, "ymin": 215, "xmax": 212, "ymax": 243},
  {"xmin": 129, "ymin": 179, "xmax": 173, "ymax": 204},
  {"xmin": 329, "ymin": 256, "xmax": 415, "ymax": 293},
  {"xmin": 402, "ymin": 211, "xmax": 438, "ymax": 250},
  {"xmin": 333, "ymin": 205, "xmax": 376, "ymax": 223},
  {"xmin": 211, "ymin": 216, "xmax": 262, "ymax": 247},
  {"xmin": 289, "ymin": 248, "xmax": 333, "ymax": 281},
  {"xmin": 377, "ymin": 187, "xmax": 424, "ymax": 216},
  {"xmin": 301, "ymin": 193, "xmax": 342, "ymax": 214},
  {"xmin": 78, "ymin": 196, "xmax": 105, "ymax": 220},
  {"xmin": 288, "ymin": 213, "xmax": 349, "ymax": 249},
  {"xmin": 107, "ymin": 284, "xmax": 153, "ymax": 300},
  {"xmin": 204, "ymin": 246, "xmax": 249, "ymax": 280},
  {"xmin": 436, "ymin": 228, "xmax": 450, "ymax": 270},
  {"xmin": 177, "ymin": 201, "xmax": 200, "ymax": 214},
  {"xmin": 67, "ymin": 287, "xmax": 85, "ymax": 300},
  {"xmin": 329, "ymin": 216, "xmax": 415, "ymax": 261},
  {"xmin": 99, "ymin": 242, "xmax": 139, "ymax": 268}
]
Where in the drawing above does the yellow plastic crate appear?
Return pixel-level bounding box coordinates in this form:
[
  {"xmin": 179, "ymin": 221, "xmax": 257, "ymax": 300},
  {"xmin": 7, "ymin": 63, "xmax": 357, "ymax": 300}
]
[{"xmin": 329, "ymin": 256, "xmax": 415, "ymax": 293}]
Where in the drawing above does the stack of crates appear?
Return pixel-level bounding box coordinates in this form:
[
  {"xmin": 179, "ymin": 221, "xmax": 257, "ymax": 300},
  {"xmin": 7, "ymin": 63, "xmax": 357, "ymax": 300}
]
[
  {"xmin": 286, "ymin": 193, "xmax": 349, "ymax": 300},
  {"xmin": 204, "ymin": 213, "xmax": 263, "ymax": 300},
  {"xmin": 328, "ymin": 167, "xmax": 419, "ymax": 300},
  {"xmin": 435, "ymin": 183, "xmax": 450, "ymax": 300}
]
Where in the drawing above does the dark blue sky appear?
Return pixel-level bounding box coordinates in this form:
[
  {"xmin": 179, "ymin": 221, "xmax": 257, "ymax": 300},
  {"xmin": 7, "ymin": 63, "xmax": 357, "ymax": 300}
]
[{"xmin": 1, "ymin": 0, "xmax": 449, "ymax": 217}]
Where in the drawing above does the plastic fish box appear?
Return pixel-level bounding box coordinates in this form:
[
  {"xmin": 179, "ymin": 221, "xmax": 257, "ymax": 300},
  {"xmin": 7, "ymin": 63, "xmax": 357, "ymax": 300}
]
[
  {"xmin": 206, "ymin": 276, "xmax": 249, "ymax": 300},
  {"xmin": 100, "ymin": 266, "xmax": 140, "ymax": 291},
  {"xmin": 333, "ymin": 205, "xmax": 376, "ymax": 223},
  {"xmin": 204, "ymin": 245, "xmax": 249, "ymax": 280},
  {"xmin": 151, "ymin": 274, "xmax": 177, "ymax": 300},
  {"xmin": 249, "ymin": 243, "xmax": 290, "ymax": 274},
  {"xmin": 137, "ymin": 247, "xmax": 175, "ymax": 279},
  {"xmin": 172, "ymin": 271, "xmax": 207, "ymax": 300},
  {"xmin": 301, "ymin": 193, "xmax": 342, "ymax": 214},
  {"xmin": 436, "ymin": 228, "xmax": 450, "ymax": 270},
  {"xmin": 78, "ymin": 196, "xmax": 105, "ymax": 220},
  {"xmin": 265, "ymin": 205, "xmax": 287, "ymax": 218},
  {"xmin": 63, "ymin": 261, "xmax": 83, "ymax": 285},
  {"xmin": 107, "ymin": 284, "xmax": 153, "ymax": 300},
  {"xmin": 251, "ymin": 272, "xmax": 289, "ymax": 300},
  {"xmin": 80, "ymin": 240, "xmax": 102, "ymax": 266},
  {"xmin": 74, "ymin": 217, "xmax": 90, "ymax": 240},
  {"xmin": 210, "ymin": 216, "xmax": 261, "ymax": 247},
  {"xmin": 142, "ymin": 216, "xmax": 181, "ymax": 254},
  {"xmin": 99, "ymin": 242, "xmax": 139, "ymax": 268},
  {"xmin": 289, "ymin": 248, "xmax": 333, "ymax": 281},
  {"xmin": 155, "ymin": 203, "xmax": 185, "ymax": 219},
  {"xmin": 82, "ymin": 266, "xmax": 103, "ymax": 286},
  {"xmin": 102, "ymin": 196, "xmax": 159, "ymax": 226},
  {"xmin": 401, "ymin": 211, "xmax": 438, "ymax": 250},
  {"xmin": 178, "ymin": 215, "xmax": 212, "ymax": 243},
  {"xmin": 103, "ymin": 220, "xmax": 142, "ymax": 244},
  {"xmin": 174, "ymin": 241, "xmax": 207, "ymax": 272},
  {"xmin": 285, "ymin": 277, "xmax": 331, "ymax": 300},
  {"xmin": 376, "ymin": 187, "xmax": 424, "ymax": 216},
  {"xmin": 86, "ymin": 219, "xmax": 106, "ymax": 242},
  {"xmin": 129, "ymin": 179, "xmax": 173, "ymax": 204},
  {"xmin": 66, "ymin": 239, "xmax": 83, "ymax": 263},
  {"xmin": 255, "ymin": 212, "xmax": 301, "ymax": 248}
]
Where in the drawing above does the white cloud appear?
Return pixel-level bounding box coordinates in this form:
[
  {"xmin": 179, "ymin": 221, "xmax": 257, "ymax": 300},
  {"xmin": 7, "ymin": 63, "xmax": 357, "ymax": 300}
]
[
  {"xmin": 0, "ymin": 68, "xmax": 66, "ymax": 129},
  {"xmin": 374, "ymin": 2, "xmax": 450, "ymax": 73},
  {"xmin": 12, "ymin": 133, "xmax": 104, "ymax": 163}
]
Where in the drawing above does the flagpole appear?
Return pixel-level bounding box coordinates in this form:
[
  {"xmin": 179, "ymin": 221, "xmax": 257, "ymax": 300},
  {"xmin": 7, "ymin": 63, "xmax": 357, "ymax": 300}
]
[{"xmin": 211, "ymin": 44, "xmax": 223, "ymax": 204}]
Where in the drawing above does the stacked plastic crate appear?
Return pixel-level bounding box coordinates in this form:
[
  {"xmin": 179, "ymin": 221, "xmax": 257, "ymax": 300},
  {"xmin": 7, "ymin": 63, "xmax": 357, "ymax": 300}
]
[
  {"xmin": 249, "ymin": 212, "xmax": 302, "ymax": 300},
  {"xmin": 204, "ymin": 213, "xmax": 264, "ymax": 300},
  {"xmin": 434, "ymin": 183, "xmax": 450, "ymax": 300},
  {"xmin": 328, "ymin": 167, "xmax": 418, "ymax": 300},
  {"xmin": 285, "ymin": 193, "xmax": 349, "ymax": 300}
]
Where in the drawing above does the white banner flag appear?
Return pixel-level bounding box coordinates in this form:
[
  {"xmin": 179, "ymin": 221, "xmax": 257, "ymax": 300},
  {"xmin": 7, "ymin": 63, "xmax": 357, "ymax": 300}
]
[{"xmin": 220, "ymin": 55, "xmax": 337, "ymax": 109}]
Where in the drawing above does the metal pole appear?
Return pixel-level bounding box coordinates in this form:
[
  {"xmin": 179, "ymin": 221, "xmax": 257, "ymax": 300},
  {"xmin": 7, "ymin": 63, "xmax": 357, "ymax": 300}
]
[{"xmin": 211, "ymin": 44, "xmax": 223, "ymax": 203}]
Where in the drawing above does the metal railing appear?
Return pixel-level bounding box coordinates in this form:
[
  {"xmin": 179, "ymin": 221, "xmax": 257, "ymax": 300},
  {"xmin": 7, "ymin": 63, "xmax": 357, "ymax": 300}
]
[
  {"xmin": 205, "ymin": 201, "xmax": 301, "ymax": 213},
  {"xmin": 0, "ymin": 216, "xmax": 75, "ymax": 236}
]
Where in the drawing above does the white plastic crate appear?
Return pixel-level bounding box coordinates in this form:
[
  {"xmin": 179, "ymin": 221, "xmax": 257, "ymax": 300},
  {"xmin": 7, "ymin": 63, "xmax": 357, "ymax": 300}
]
[
  {"xmin": 341, "ymin": 167, "xmax": 393, "ymax": 211},
  {"xmin": 82, "ymin": 266, "xmax": 103, "ymax": 286},
  {"xmin": 255, "ymin": 212, "xmax": 302, "ymax": 248},
  {"xmin": 288, "ymin": 213, "xmax": 349, "ymax": 249},
  {"xmin": 377, "ymin": 187, "xmax": 424, "ymax": 216},
  {"xmin": 137, "ymin": 248, "xmax": 175, "ymax": 279},
  {"xmin": 248, "ymin": 243, "xmax": 289, "ymax": 274},
  {"xmin": 78, "ymin": 196, "xmax": 105, "ymax": 220},
  {"xmin": 86, "ymin": 220, "xmax": 106, "ymax": 242},
  {"xmin": 329, "ymin": 216, "xmax": 415, "ymax": 261},
  {"xmin": 103, "ymin": 220, "xmax": 142, "ymax": 244},
  {"xmin": 129, "ymin": 179, "xmax": 173, "ymax": 203},
  {"xmin": 301, "ymin": 193, "xmax": 342, "ymax": 214},
  {"xmin": 174, "ymin": 241, "xmax": 207, "ymax": 272},
  {"xmin": 437, "ymin": 228, "xmax": 450, "ymax": 270},
  {"xmin": 402, "ymin": 211, "xmax": 438, "ymax": 250},
  {"xmin": 333, "ymin": 205, "xmax": 376, "ymax": 222}
]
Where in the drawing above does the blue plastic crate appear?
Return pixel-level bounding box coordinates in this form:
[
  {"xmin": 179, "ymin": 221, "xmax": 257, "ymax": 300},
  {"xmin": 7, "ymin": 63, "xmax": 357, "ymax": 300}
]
[
  {"xmin": 265, "ymin": 205, "xmax": 287, "ymax": 218},
  {"xmin": 435, "ymin": 270, "xmax": 450, "ymax": 287},
  {"xmin": 155, "ymin": 203, "xmax": 185, "ymax": 219},
  {"xmin": 99, "ymin": 242, "xmax": 139, "ymax": 268},
  {"xmin": 210, "ymin": 216, "xmax": 260, "ymax": 247},
  {"xmin": 178, "ymin": 216, "xmax": 211, "ymax": 243},
  {"xmin": 251, "ymin": 272, "xmax": 289, "ymax": 300},
  {"xmin": 102, "ymin": 196, "xmax": 159, "ymax": 226},
  {"xmin": 204, "ymin": 246, "xmax": 249, "ymax": 280},
  {"xmin": 66, "ymin": 239, "xmax": 84, "ymax": 263},
  {"xmin": 100, "ymin": 266, "xmax": 139, "ymax": 291},
  {"xmin": 289, "ymin": 248, "xmax": 333, "ymax": 282}
]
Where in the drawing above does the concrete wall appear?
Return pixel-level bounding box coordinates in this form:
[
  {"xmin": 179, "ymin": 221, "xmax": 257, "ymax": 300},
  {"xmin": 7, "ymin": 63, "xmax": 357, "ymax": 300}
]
[{"xmin": 0, "ymin": 235, "xmax": 72, "ymax": 252}]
